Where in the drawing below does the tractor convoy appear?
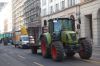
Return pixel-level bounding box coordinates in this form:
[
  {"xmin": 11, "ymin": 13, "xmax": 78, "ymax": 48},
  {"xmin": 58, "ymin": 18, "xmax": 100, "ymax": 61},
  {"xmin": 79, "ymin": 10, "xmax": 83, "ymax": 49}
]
[{"xmin": 29, "ymin": 18, "xmax": 92, "ymax": 61}]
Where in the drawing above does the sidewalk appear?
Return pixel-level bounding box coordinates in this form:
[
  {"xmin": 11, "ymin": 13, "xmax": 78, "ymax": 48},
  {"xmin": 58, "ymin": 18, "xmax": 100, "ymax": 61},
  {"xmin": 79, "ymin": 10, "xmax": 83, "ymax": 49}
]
[
  {"xmin": 93, "ymin": 46, "xmax": 100, "ymax": 51},
  {"xmin": 91, "ymin": 46, "xmax": 100, "ymax": 61}
]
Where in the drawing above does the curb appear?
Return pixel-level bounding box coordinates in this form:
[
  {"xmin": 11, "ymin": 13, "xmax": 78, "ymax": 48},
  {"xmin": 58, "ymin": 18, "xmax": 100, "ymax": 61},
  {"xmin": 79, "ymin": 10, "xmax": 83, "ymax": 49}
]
[{"xmin": 93, "ymin": 47, "xmax": 100, "ymax": 51}]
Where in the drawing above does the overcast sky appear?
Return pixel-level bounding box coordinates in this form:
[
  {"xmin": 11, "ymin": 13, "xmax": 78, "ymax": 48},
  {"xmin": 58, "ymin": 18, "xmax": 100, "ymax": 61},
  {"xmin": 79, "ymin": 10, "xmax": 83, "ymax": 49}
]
[{"xmin": 0, "ymin": 0, "xmax": 12, "ymax": 33}]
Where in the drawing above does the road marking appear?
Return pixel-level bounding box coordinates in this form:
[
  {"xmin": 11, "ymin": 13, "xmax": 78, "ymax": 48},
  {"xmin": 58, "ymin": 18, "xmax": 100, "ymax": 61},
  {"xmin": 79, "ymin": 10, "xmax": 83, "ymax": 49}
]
[
  {"xmin": 33, "ymin": 62, "xmax": 44, "ymax": 66},
  {"xmin": 82, "ymin": 59, "xmax": 100, "ymax": 64},
  {"xmin": 17, "ymin": 55, "xmax": 25, "ymax": 59}
]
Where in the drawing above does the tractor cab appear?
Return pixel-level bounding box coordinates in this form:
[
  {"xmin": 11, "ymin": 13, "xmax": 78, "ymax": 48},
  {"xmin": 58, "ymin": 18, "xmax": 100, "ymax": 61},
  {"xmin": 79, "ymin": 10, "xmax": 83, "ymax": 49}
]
[
  {"xmin": 48, "ymin": 18, "xmax": 73, "ymax": 33},
  {"xmin": 48, "ymin": 18, "xmax": 77, "ymax": 44},
  {"xmin": 48, "ymin": 19, "xmax": 62, "ymax": 41}
]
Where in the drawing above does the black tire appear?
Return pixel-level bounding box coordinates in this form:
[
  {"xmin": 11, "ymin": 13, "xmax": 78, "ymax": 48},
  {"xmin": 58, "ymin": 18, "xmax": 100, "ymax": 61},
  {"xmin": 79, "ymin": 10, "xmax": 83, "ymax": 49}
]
[
  {"xmin": 21, "ymin": 45, "xmax": 25, "ymax": 49},
  {"xmin": 79, "ymin": 38, "xmax": 92, "ymax": 59},
  {"xmin": 31, "ymin": 46, "xmax": 37, "ymax": 54},
  {"xmin": 51, "ymin": 41, "xmax": 64, "ymax": 61},
  {"xmin": 41, "ymin": 36, "xmax": 50, "ymax": 58},
  {"xmin": 66, "ymin": 52, "xmax": 75, "ymax": 57},
  {"xmin": 15, "ymin": 44, "xmax": 19, "ymax": 48}
]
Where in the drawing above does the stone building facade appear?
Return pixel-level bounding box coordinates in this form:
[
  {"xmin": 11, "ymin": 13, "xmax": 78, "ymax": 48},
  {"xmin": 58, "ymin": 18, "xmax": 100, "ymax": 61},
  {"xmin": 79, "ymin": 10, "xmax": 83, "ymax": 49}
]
[
  {"xmin": 80, "ymin": 0, "xmax": 100, "ymax": 46},
  {"xmin": 41, "ymin": 0, "xmax": 100, "ymax": 46},
  {"xmin": 12, "ymin": 0, "xmax": 26, "ymax": 32},
  {"xmin": 12, "ymin": 0, "xmax": 41, "ymax": 36}
]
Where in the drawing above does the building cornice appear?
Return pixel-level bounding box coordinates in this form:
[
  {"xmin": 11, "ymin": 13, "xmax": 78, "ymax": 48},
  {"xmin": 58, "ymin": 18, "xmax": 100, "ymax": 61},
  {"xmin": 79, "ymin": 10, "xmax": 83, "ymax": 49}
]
[{"xmin": 80, "ymin": 0, "xmax": 96, "ymax": 5}]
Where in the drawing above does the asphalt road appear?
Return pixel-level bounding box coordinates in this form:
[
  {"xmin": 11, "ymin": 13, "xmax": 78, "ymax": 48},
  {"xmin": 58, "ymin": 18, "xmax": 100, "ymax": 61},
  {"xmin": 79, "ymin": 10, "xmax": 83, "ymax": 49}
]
[{"xmin": 0, "ymin": 44, "xmax": 100, "ymax": 66}]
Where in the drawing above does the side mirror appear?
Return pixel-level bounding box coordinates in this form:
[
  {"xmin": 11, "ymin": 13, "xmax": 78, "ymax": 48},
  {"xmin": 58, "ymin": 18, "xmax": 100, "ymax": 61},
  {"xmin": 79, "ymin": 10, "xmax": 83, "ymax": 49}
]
[
  {"xmin": 44, "ymin": 20, "xmax": 47, "ymax": 26},
  {"xmin": 78, "ymin": 18, "xmax": 81, "ymax": 24}
]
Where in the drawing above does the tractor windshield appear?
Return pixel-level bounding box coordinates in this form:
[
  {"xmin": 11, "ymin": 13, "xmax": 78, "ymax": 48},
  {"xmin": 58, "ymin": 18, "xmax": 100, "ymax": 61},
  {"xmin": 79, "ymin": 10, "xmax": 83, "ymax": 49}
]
[
  {"xmin": 53, "ymin": 19, "xmax": 73, "ymax": 32},
  {"xmin": 62, "ymin": 19, "xmax": 73, "ymax": 31}
]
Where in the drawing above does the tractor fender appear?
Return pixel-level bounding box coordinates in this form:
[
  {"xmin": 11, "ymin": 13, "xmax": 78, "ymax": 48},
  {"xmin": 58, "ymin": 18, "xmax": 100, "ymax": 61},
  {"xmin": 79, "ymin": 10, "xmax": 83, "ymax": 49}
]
[
  {"xmin": 40, "ymin": 32, "xmax": 52, "ymax": 46},
  {"xmin": 78, "ymin": 37, "xmax": 93, "ymax": 45},
  {"xmin": 78, "ymin": 37, "xmax": 87, "ymax": 44},
  {"xmin": 78, "ymin": 37, "xmax": 86, "ymax": 42}
]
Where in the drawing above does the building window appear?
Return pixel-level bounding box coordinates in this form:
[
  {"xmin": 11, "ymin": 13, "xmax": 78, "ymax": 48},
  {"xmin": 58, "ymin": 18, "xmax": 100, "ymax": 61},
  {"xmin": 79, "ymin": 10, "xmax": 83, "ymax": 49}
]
[
  {"xmin": 61, "ymin": 1, "xmax": 65, "ymax": 9},
  {"xmin": 55, "ymin": 4, "xmax": 59, "ymax": 12},
  {"xmin": 43, "ymin": 8, "xmax": 46, "ymax": 16},
  {"xmin": 49, "ymin": 0, "xmax": 53, "ymax": 3},
  {"xmin": 50, "ymin": 6, "xmax": 53, "ymax": 14},
  {"xmin": 68, "ymin": 0, "xmax": 71, "ymax": 7},
  {"xmin": 72, "ymin": 0, "xmax": 75, "ymax": 5},
  {"xmin": 42, "ymin": 0, "xmax": 46, "ymax": 6},
  {"xmin": 68, "ymin": 0, "xmax": 75, "ymax": 7}
]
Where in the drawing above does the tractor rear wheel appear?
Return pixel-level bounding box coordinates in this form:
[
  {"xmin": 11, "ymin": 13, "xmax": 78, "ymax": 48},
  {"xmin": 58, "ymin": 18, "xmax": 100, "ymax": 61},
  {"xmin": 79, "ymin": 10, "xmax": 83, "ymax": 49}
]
[
  {"xmin": 79, "ymin": 38, "xmax": 92, "ymax": 59},
  {"xmin": 41, "ymin": 36, "xmax": 50, "ymax": 58},
  {"xmin": 51, "ymin": 41, "xmax": 64, "ymax": 61}
]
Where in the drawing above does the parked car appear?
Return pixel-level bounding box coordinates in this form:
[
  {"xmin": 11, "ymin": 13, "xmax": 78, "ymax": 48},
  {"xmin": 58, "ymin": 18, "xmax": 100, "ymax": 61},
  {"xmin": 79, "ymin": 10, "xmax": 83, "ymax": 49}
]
[{"xmin": 15, "ymin": 35, "xmax": 29, "ymax": 49}]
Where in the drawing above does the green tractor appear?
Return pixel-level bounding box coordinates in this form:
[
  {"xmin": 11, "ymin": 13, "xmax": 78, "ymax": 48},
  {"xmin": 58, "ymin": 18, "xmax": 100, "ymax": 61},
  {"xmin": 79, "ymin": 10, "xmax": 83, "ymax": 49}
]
[{"xmin": 31, "ymin": 18, "xmax": 92, "ymax": 61}]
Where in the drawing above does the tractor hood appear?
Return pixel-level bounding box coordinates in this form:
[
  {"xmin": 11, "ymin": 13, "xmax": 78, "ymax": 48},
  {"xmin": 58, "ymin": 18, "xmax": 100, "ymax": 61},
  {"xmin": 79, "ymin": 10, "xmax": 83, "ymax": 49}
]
[{"xmin": 61, "ymin": 31, "xmax": 78, "ymax": 44}]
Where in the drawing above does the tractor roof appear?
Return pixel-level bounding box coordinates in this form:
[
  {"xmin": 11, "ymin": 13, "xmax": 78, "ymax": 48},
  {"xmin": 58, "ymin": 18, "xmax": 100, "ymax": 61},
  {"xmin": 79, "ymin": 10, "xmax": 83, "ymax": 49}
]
[{"xmin": 48, "ymin": 18, "xmax": 72, "ymax": 22}]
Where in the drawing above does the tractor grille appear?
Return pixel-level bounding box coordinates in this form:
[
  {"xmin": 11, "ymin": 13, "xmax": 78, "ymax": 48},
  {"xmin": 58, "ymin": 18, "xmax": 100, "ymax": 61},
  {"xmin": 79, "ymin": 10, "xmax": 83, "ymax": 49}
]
[{"xmin": 70, "ymin": 33, "xmax": 77, "ymax": 41}]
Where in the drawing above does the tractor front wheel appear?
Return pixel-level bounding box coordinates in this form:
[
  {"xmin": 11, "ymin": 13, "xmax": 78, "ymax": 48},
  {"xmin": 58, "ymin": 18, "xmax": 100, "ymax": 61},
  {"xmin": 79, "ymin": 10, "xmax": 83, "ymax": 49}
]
[
  {"xmin": 31, "ymin": 46, "xmax": 37, "ymax": 54},
  {"xmin": 41, "ymin": 36, "xmax": 50, "ymax": 58},
  {"xmin": 51, "ymin": 41, "xmax": 64, "ymax": 61},
  {"xmin": 79, "ymin": 38, "xmax": 92, "ymax": 59}
]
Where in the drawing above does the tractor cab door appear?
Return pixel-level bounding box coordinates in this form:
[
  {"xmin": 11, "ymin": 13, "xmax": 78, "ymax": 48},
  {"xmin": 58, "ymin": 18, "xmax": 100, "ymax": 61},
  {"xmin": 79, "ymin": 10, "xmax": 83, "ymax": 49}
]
[
  {"xmin": 49, "ymin": 19, "xmax": 62, "ymax": 41},
  {"xmin": 53, "ymin": 20, "xmax": 62, "ymax": 32}
]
